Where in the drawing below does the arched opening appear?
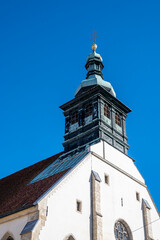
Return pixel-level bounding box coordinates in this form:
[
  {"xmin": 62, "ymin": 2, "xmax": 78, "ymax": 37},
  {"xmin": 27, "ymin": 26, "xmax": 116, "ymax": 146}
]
[
  {"xmin": 64, "ymin": 235, "xmax": 75, "ymax": 240},
  {"xmin": 1, "ymin": 233, "xmax": 14, "ymax": 240},
  {"xmin": 67, "ymin": 237, "xmax": 75, "ymax": 240},
  {"xmin": 114, "ymin": 219, "xmax": 133, "ymax": 240}
]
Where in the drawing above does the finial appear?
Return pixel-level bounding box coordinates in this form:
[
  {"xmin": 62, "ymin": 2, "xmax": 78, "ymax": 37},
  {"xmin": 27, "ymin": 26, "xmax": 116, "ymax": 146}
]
[
  {"xmin": 92, "ymin": 43, "xmax": 97, "ymax": 51},
  {"xmin": 90, "ymin": 30, "xmax": 98, "ymax": 52}
]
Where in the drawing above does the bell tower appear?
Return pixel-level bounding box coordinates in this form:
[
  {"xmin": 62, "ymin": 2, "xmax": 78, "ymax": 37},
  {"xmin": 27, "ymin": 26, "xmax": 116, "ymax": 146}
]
[{"xmin": 60, "ymin": 44, "xmax": 131, "ymax": 155}]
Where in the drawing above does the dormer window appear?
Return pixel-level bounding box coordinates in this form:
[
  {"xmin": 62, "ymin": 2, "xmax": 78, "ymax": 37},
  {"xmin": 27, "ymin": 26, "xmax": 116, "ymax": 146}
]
[
  {"xmin": 85, "ymin": 104, "xmax": 92, "ymax": 117},
  {"xmin": 115, "ymin": 113, "xmax": 121, "ymax": 126},
  {"xmin": 104, "ymin": 105, "xmax": 110, "ymax": 119},
  {"xmin": 71, "ymin": 111, "xmax": 78, "ymax": 124}
]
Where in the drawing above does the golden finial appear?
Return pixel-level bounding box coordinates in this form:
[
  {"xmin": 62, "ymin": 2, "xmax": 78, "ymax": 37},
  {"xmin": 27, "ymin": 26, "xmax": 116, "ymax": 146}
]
[
  {"xmin": 90, "ymin": 30, "xmax": 98, "ymax": 51},
  {"xmin": 92, "ymin": 43, "xmax": 97, "ymax": 51}
]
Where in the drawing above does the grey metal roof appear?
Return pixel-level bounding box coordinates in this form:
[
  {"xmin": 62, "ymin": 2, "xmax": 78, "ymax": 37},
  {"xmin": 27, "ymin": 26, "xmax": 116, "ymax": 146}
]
[
  {"xmin": 92, "ymin": 170, "xmax": 101, "ymax": 182},
  {"xmin": 20, "ymin": 219, "xmax": 38, "ymax": 235},
  {"xmin": 29, "ymin": 150, "xmax": 89, "ymax": 184},
  {"xmin": 143, "ymin": 199, "xmax": 151, "ymax": 209},
  {"xmin": 75, "ymin": 75, "xmax": 116, "ymax": 97}
]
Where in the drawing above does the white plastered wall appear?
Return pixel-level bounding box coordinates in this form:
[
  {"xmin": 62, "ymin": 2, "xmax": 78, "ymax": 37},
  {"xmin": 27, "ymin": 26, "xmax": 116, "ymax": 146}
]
[
  {"xmin": 39, "ymin": 154, "xmax": 92, "ymax": 240},
  {"xmin": 90, "ymin": 140, "xmax": 144, "ymax": 183},
  {"xmin": 90, "ymin": 140, "xmax": 160, "ymax": 239},
  {"xmin": 39, "ymin": 140, "xmax": 160, "ymax": 240},
  {"xmin": 91, "ymin": 154, "xmax": 159, "ymax": 239},
  {"xmin": 0, "ymin": 140, "xmax": 159, "ymax": 240}
]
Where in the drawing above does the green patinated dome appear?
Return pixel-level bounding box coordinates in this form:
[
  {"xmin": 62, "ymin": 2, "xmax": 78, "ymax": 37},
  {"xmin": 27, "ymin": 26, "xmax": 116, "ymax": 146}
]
[{"xmin": 75, "ymin": 45, "xmax": 116, "ymax": 97}]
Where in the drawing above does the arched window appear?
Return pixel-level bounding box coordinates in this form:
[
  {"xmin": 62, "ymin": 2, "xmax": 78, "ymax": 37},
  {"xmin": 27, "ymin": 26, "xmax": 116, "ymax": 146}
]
[
  {"xmin": 114, "ymin": 220, "xmax": 133, "ymax": 240},
  {"xmin": 115, "ymin": 113, "xmax": 121, "ymax": 126},
  {"xmin": 68, "ymin": 236, "xmax": 75, "ymax": 240},
  {"xmin": 65, "ymin": 235, "xmax": 75, "ymax": 240},
  {"xmin": 104, "ymin": 104, "xmax": 110, "ymax": 119},
  {"xmin": 1, "ymin": 233, "xmax": 14, "ymax": 240}
]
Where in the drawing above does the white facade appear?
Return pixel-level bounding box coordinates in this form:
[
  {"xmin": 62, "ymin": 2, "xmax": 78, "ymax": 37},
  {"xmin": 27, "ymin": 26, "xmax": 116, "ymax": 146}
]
[{"xmin": 1, "ymin": 140, "xmax": 159, "ymax": 240}]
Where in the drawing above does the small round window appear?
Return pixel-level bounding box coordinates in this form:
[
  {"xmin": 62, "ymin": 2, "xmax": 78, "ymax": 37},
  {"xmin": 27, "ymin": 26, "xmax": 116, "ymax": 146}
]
[{"xmin": 114, "ymin": 221, "xmax": 131, "ymax": 240}]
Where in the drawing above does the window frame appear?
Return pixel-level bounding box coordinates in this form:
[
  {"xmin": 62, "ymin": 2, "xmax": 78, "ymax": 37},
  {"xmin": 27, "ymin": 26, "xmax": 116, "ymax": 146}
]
[
  {"xmin": 76, "ymin": 200, "xmax": 82, "ymax": 213},
  {"xmin": 136, "ymin": 192, "xmax": 140, "ymax": 202},
  {"xmin": 114, "ymin": 220, "xmax": 133, "ymax": 240},
  {"xmin": 115, "ymin": 112, "xmax": 121, "ymax": 127},
  {"xmin": 104, "ymin": 174, "xmax": 109, "ymax": 185},
  {"xmin": 104, "ymin": 104, "xmax": 111, "ymax": 119},
  {"xmin": 71, "ymin": 111, "xmax": 78, "ymax": 125},
  {"xmin": 85, "ymin": 104, "xmax": 93, "ymax": 118}
]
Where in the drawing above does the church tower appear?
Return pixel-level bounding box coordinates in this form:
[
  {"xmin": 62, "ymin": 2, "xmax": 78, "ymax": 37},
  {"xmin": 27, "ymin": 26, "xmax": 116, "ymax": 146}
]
[
  {"xmin": 60, "ymin": 43, "xmax": 131, "ymax": 155},
  {"xmin": 0, "ymin": 41, "xmax": 159, "ymax": 240}
]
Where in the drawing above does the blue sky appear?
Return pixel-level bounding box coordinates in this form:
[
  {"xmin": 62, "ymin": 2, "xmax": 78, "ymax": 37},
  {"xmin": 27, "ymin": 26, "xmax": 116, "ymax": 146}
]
[{"xmin": 0, "ymin": 0, "xmax": 160, "ymax": 211}]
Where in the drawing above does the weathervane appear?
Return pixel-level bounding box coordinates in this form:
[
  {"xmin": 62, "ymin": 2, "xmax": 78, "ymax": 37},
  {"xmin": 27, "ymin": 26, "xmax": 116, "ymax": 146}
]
[{"xmin": 90, "ymin": 30, "xmax": 98, "ymax": 52}]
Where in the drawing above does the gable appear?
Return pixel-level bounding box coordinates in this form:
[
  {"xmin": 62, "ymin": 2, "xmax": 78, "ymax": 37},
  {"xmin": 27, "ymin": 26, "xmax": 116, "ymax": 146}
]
[
  {"xmin": 0, "ymin": 150, "xmax": 89, "ymax": 219},
  {"xmin": 0, "ymin": 152, "xmax": 64, "ymax": 218}
]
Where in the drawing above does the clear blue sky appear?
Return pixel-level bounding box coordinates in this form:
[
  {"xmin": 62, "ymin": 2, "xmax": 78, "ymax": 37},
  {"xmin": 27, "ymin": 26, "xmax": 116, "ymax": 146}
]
[{"xmin": 0, "ymin": 0, "xmax": 160, "ymax": 211}]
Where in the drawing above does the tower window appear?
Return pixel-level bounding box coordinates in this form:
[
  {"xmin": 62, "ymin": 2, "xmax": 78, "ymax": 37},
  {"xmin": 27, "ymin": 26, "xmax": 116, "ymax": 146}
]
[
  {"xmin": 85, "ymin": 104, "xmax": 92, "ymax": 117},
  {"xmin": 104, "ymin": 105, "xmax": 110, "ymax": 119},
  {"xmin": 76, "ymin": 200, "xmax": 82, "ymax": 212},
  {"xmin": 71, "ymin": 111, "xmax": 78, "ymax": 124},
  {"xmin": 115, "ymin": 113, "xmax": 121, "ymax": 126},
  {"xmin": 136, "ymin": 192, "xmax": 140, "ymax": 201}
]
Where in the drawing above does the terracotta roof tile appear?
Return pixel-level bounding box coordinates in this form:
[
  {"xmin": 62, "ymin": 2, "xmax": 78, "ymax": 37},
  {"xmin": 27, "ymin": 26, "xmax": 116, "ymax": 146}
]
[{"xmin": 0, "ymin": 152, "xmax": 69, "ymax": 218}]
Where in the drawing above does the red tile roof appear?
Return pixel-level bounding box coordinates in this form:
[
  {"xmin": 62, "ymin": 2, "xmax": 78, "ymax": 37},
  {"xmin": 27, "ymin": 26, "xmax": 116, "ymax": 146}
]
[{"xmin": 0, "ymin": 152, "xmax": 69, "ymax": 218}]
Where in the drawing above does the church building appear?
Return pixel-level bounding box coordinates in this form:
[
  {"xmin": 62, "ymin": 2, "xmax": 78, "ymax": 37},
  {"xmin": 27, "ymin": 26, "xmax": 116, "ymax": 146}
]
[{"xmin": 0, "ymin": 43, "xmax": 159, "ymax": 240}]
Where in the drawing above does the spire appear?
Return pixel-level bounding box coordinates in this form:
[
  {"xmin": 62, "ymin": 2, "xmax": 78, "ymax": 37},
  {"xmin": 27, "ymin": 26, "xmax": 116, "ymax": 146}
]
[
  {"xmin": 75, "ymin": 39, "xmax": 116, "ymax": 97},
  {"xmin": 85, "ymin": 43, "xmax": 104, "ymax": 79},
  {"xmin": 60, "ymin": 36, "xmax": 131, "ymax": 155}
]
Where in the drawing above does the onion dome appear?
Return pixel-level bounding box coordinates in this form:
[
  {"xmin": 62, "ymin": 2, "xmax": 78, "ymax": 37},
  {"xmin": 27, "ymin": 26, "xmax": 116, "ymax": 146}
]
[{"xmin": 75, "ymin": 44, "xmax": 116, "ymax": 97}]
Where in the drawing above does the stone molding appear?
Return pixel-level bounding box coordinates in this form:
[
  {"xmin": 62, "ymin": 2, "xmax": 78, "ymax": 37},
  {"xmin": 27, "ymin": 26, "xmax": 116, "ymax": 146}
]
[
  {"xmin": 91, "ymin": 151, "xmax": 146, "ymax": 187},
  {"xmin": 114, "ymin": 219, "xmax": 133, "ymax": 240},
  {"xmin": 20, "ymin": 198, "xmax": 48, "ymax": 240},
  {"xmin": 0, "ymin": 206, "xmax": 38, "ymax": 224},
  {"xmin": 142, "ymin": 200, "xmax": 153, "ymax": 240},
  {"xmin": 91, "ymin": 171, "xmax": 103, "ymax": 240}
]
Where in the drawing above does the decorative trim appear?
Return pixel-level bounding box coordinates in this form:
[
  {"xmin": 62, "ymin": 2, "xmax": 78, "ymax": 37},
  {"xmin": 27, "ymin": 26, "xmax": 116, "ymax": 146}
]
[
  {"xmin": 91, "ymin": 171, "xmax": 103, "ymax": 240},
  {"xmin": 91, "ymin": 151, "xmax": 146, "ymax": 187},
  {"xmin": 114, "ymin": 219, "xmax": 133, "ymax": 240},
  {"xmin": 142, "ymin": 199, "xmax": 153, "ymax": 240},
  {"xmin": 0, "ymin": 206, "xmax": 38, "ymax": 224}
]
